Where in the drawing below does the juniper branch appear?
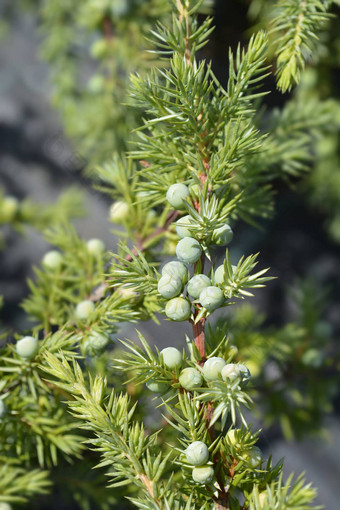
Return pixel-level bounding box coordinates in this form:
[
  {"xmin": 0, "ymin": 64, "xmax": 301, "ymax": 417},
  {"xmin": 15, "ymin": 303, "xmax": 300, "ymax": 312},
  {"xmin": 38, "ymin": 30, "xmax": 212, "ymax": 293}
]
[{"xmin": 271, "ymin": 0, "xmax": 331, "ymax": 92}]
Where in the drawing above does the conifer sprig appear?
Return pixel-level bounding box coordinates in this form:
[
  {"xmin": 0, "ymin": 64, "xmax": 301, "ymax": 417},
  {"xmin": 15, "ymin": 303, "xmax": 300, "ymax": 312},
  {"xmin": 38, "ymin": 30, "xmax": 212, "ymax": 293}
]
[
  {"xmin": 110, "ymin": 244, "xmax": 159, "ymax": 294},
  {"xmin": 220, "ymin": 251, "xmax": 273, "ymax": 300},
  {"xmin": 41, "ymin": 353, "xmax": 172, "ymax": 508},
  {"xmin": 0, "ymin": 330, "xmax": 84, "ymax": 468},
  {"xmin": 271, "ymin": 0, "xmax": 331, "ymax": 92},
  {"xmin": 250, "ymin": 473, "xmax": 322, "ymax": 510},
  {"xmin": 0, "ymin": 464, "xmax": 51, "ymax": 505},
  {"xmin": 0, "ymin": 189, "xmax": 84, "ymax": 246}
]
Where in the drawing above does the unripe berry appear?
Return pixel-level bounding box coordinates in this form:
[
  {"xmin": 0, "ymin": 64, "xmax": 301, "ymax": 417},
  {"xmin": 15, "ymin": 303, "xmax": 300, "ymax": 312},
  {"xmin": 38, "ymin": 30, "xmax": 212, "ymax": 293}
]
[
  {"xmin": 179, "ymin": 367, "xmax": 203, "ymax": 390},
  {"xmin": 161, "ymin": 261, "xmax": 188, "ymax": 283},
  {"xmin": 111, "ymin": 0, "xmax": 130, "ymax": 16},
  {"xmin": 221, "ymin": 363, "xmax": 240, "ymax": 382},
  {"xmin": 189, "ymin": 183, "xmax": 201, "ymax": 198},
  {"xmin": 16, "ymin": 336, "xmax": 39, "ymax": 360},
  {"xmin": 199, "ymin": 286, "xmax": 225, "ymax": 311},
  {"xmin": 165, "ymin": 297, "xmax": 191, "ymax": 321},
  {"xmin": 243, "ymin": 446, "xmax": 262, "ymax": 468},
  {"xmin": 166, "ymin": 183, "xmax": 189, "ymax": 209},
  {"xmin": 185, "ymin": 441, "xmax": 209, "ymax": 466},
  {"xmin": 221, "ymin": 362, "xmax": 250, "ymax": 384},
  {"xmin": 160, "ymin": 347, "xmax": 182, "ymax": 369},
  {"xmin": 301, "ymin": 348, "xmax": 322, "ymax": 368},
  {"xmin": 228, "ymin": 344, "xmax": 238, "ymax": 359},
  {"xmin": 2, "ymin": 196, "xmax": 19, "ymax": 222},
  {"xmin": 90, "ymin": 39, "xmax": 108, "ymax": 59},
  {"xmin": 85, "ymin": 332, "xmax": 109, "ymax": 356},
  {"xmin": 176, "ymin": 215, "xmax": 193, "ymax": 239},
  {"xmin": 91, "ymin": 334, "xmax": 109, "ymax": 350},
  {"xmin": 226, "ymin": 429, "xmax": 238, "ymax": 446},
  {"xmin": 214, "ymin": 264, "xmax": 225, "ymax": 285},
  {"xmin": 42, "ymin": 250, "xmax": 63, "ymax": 270},
  {"xmin": 192, "ymin": 465, "xmax": 214, "ymax": 484},
  {"xmin": 214, "ymin": 264, "xmax": 237, "ymax": 285},
  {"xmin": 146, "ymin": 379, "xmax": 169, "ymax": 394},
  {"xmin": 176, "ymin": 237, "xmax": 202, "ymax": 264},
  {"xmin": 202, "ymin": 357, "xmax": 226, "ymax": 381},
  {"xmin": 88, "ymin": 74, "xmax": 105, "ymax": 94},
  {"xmin": 109, "ymin": 201, "xmax": 129, "ymax": 223},
  {"xmin": 0, "ymin": 400, "xmax": 7, "ymax": 419},
  {"xmin": 212, "ymin": 224, "xmax": 233, "ymax": 246},
  {"xmin": 157, "ymin": 273, "xmax": 183, "ymax": 299},
  {"xmin": 86, "ymin": 238, "xmax": 106, "ymax": 255},
  {"xmin": 243, "ymin": 360, "xmax": 259, "ymax": 378},
  {"xmin": 83, "ymin": 341, "xmax": 94, "ymax": 357},
  {"xmin": 75, "ymin": 300, "xmax": 95, "ymax": 321},
  {"xmin": 0, "ymin": 504, "xmax": 12, "ymax": 510},
  {"xmin": 187, "ymin": 274, "xmax": 211, "ymax": 299}
]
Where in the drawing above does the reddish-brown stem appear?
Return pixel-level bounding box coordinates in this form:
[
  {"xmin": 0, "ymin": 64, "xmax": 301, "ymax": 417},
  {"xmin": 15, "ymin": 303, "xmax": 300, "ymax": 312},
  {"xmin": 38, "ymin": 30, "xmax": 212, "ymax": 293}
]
[
  {"xmin": 90, "ymin": 210, "xmax": 179, "ymax": 301},
  {"xmin": 126, "ymin": 210, "xmax": 179, "ymax": 260},
  {"xmin": 192, "ymin": 317, "xmax": 206, "ymax": 362},
  {"xmin": 191, "ymin": 248, "xmax": 206, "ymax": 360},
  {"xmin": 228, "ymin": 458, "xmax": 238, "ymax": 479}
]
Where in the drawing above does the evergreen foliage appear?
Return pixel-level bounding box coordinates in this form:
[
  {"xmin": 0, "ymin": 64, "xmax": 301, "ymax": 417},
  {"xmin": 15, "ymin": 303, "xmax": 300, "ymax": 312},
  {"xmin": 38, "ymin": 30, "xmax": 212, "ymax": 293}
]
[
  {"xmin": 7, "ymin": 0, "xmax": 211, "ymax": 168},
  {"xmin": 245, "ymin": 0, "xmax": 340, "ymax": 240},
  {"xmin": 271, "ymin": 0, "xmax": 331, "ymax": 92},
  {"xmin": 0, "ymin": 464, "xmax": 50, "ymax": 505},
  {"xmin": 1, "ymin": 0, "xmax": 339, "ymax": 508},
  {"xmin": 0, "ymin": 190, "xmax": 84, "ymax": 248},
  {"xmin": 7, "ymin": 0, "xmax": 340, "ymax": 238}
]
